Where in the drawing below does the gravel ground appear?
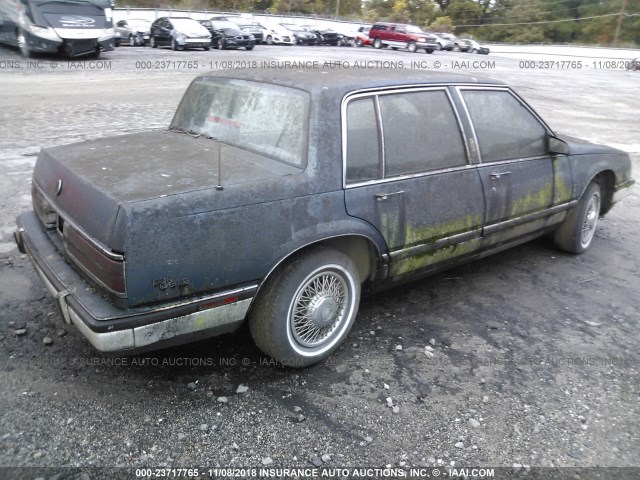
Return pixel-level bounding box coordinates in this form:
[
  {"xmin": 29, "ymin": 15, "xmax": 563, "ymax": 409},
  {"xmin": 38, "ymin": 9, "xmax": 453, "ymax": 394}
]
[{"xmin": 0, "ymin": 43, "xmax": 639, "ymax": 480}]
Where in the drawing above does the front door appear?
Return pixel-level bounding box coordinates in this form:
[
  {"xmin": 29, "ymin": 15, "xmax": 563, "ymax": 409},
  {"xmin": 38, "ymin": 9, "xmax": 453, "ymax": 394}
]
[
  {"xmin": 458, "ymin": 88, "xmax": 555, "ymax": 245},
  {"xmin": 343, "ymin": 88, "xmax": 486, "ymax": 281}
]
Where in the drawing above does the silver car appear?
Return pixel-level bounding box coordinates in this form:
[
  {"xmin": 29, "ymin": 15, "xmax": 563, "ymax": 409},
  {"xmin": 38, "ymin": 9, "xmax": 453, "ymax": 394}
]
[{"xmin": 115, "ymin": 18, "xmax": 151, "ymax": 46}]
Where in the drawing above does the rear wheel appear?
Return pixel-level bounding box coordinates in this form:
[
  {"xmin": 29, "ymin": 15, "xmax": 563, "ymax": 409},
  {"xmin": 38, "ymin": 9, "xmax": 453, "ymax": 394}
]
[
  {"xmin": 249, "ymin": 246, "xmax": 361, "ymax": 367},
  {"xmin": 373, "ymin": 37, "xmax": 382, "ymax": 49},
  {"xmin": 554, "ymin": 182, "xmax": 601, "ymax": 254},
  {"xmin": 355, "ymin": 38, "xmax": 363, "ymax": 47},
  {"xmin": 129, "ymin": 34, "xmax": 137, "ymax": 46},
  {"xmin": 426, "ymin": 48, "xmax": 434, "ymax": 54}
]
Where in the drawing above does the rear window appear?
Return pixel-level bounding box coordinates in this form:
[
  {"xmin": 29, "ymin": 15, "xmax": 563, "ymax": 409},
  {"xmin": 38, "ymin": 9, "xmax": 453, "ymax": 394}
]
[{"xmin": 171, "ymin": 78, "xmax": 310, "ymax": 167}]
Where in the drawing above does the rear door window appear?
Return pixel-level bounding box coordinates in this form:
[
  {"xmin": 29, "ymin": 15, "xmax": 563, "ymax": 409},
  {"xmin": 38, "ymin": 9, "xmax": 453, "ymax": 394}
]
[{"xmin": 378, "ymin": 90, "xmax": 467, "ymax": 176}]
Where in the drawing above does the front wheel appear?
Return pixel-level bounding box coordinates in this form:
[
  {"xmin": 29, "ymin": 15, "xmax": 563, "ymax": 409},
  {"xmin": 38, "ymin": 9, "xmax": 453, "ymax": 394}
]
[
  {"xmin": 150, "ymin": 36, "xmax": 157, "ymax": 48},
  {"xmin": 355, "ymin": 38, "xmax": 363, "ymax": 47},
  {"xmin": 407, "ymin": 41, "xmax": 417, "ymax": 53},
  {"xmin": 266, "ymin": 35, "xmax": 274, "ymax": 45},
  {"xmin": 249, "ymin": 246, "xmax": 361, "ymax": 367},
  {"xmin": 554, "ymin": 182, "xmax": 601, "ymax": 254}
]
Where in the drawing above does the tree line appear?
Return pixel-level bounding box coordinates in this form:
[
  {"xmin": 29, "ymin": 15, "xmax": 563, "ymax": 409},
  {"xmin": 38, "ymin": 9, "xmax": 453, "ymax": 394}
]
[{"xmin": 117, "ymin": 0, "xmax": 639, "ymax": 46}]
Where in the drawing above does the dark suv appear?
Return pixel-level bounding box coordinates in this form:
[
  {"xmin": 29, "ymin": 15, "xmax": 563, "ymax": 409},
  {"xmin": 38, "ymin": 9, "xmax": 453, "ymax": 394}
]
[{"xmin": 369, "ymin": 22, "xmax": 437, "ymax": 53}]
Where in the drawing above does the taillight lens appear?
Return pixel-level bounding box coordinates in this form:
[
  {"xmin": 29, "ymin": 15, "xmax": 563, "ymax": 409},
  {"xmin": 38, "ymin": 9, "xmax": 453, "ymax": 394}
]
[{"xmin": 64, "ymin": 225, "xmax": 126, "ymax": 295}]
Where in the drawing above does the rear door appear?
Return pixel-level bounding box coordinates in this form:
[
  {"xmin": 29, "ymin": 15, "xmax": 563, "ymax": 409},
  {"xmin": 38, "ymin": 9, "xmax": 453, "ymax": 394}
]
[
  {"xmin": 343, "ymin": 88, "xmax": 486, "ymax": 281},
  {"xmin": 457, "ymin": 87, "xmax": 555, "ymax": 245}
]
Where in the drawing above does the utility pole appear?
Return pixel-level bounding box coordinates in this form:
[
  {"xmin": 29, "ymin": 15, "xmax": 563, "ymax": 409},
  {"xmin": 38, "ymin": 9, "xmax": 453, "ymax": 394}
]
[
  {"xmin": 613, "ymin": 0, "xmax": 628, "ymax": 47},
  {"xmin": 335, "ymin": 0, "xmax": 340, "ymax": 18}
]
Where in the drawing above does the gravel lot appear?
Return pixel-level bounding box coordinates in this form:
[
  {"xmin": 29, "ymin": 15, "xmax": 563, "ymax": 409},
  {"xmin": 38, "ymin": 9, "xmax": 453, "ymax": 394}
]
[{"xmin": 0, "ymin": 43, "xmax": 639, "ymax": 480}]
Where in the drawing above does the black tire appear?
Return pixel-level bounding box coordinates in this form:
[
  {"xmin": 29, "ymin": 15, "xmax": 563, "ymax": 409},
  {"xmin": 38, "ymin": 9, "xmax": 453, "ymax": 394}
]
[
  {"xmin": 554, "ymin": 182, "xmax": 601, "ymax": 254},
  {"xmin": 129, "ymin": 34, "xmax": 136, "ymax": 46},
  {"xmin": 249, "ymin": 246, "xmax": 361, "ymax": 367},
  {"xmin": 453, "ymin": 44, "xmax": 460, "ymax": 52},
  {"xmin": 426, "ymin": 48, "xmax": 434, "ymax": 54},
  {"xmin": 355, "ymin": 38, "xmax": 363, "ymax": 47},
  {"xmin": 407, "ymin": 41, "xmax": 417, "ymax": 53},
  {"xmin": 266, "ymin": 35, "xmax": 273, "ymax": 45},
  {"xmin": 172, "ymin": 39, "xmax": 184, "ymax": 51},
  {"xmin": 246, "ymin": 44, "xmax": 254, "ymax": 51},
  {"xmin": 203, "ymin": 46, "xmax": 210, "ymax": 51},
  {"xmin": 373, "ymin": 37, "xmax": 382, "ymax": 49},
  {"xmin": 150, "ymin": 36, "xmax": 157, "ymax": 48},
  {"xmin": 472, "ymin": 48, "xmax": 478, "ymax": 54},
  {"xmin": 220, "ymin": 39, "xmax": 226, "ymax": 50}
]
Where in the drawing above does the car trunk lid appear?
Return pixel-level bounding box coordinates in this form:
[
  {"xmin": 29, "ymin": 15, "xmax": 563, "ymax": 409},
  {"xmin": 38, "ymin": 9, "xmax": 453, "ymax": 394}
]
[{"xmin": 32, "ymin": 129, "xmax": 301, "ymax": 246}]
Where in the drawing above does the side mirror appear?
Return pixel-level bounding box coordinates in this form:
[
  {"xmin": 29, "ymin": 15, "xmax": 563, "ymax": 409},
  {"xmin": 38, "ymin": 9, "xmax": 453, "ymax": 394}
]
[{"xmin": 548, "ymin": 135, "xmax": 570, "ymax": 155}]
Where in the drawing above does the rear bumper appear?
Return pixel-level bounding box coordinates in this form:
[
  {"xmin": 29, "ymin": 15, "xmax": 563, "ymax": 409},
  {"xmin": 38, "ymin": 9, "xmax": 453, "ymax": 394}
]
[{"xmin": 15, "ymin": 212, "xmax": 255, "ymax": 354}]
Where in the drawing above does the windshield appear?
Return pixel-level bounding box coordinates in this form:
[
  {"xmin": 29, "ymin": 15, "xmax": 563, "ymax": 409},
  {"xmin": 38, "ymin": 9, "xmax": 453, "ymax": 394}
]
[
  {"xmin": 170, "ymin": 18, "xmax": 204, "ymax": 30},
  {"xmin": 406, "ymin": 25, "xmax": 424, "ymax": 34},
  {"xmin": 282, "ymin": 24, "xmax": 304, "ymax": 32},
  {"xmin": 171, "ymin": 78, "xmax": 309, "ymax": 167},
  {"xmin": 213, "ymin": 21, "xmax": 239, "ymax": 29}
]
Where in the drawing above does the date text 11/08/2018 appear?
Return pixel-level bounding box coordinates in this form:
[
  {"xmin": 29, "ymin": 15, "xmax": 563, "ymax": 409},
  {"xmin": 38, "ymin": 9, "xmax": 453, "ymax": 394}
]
[{"xmin": 135, "ymin": 467, "xmax": 496, "ymax": 478}]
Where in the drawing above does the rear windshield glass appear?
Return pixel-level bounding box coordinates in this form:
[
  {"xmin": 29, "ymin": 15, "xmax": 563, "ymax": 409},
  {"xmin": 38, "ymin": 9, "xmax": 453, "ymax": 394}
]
[{"xmin": 171, "ymin": 78, "xmax": 309, "ymax": 167}]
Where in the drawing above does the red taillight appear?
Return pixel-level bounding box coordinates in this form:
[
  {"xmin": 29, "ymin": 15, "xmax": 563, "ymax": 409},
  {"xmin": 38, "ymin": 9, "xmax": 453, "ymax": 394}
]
[{"xmin": 64, "ymin": 225, "xmax": 126, "ymax": 295}]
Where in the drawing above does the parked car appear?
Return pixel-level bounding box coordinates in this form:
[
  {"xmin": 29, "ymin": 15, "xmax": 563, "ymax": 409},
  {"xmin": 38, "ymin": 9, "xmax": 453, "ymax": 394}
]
[
  {"xmin": 301, "ymin": 25, "xmax": 343, "ymax": 45},
  {"xmin": 14, "ymin": 69, "xmax": 634, "ymax": 367},
  {"xmin": 459, "ymin": 39, "xmax": 490, "ymax": 54},
  {"xmin": 0, "ymin": 0, "xmax": 114, "ymax": 58},
  {"xmin": 352, "ymin": 27, "xmax": 372, "ymax": 47},
  {"xmin": 344, "ymin": 26, "xmax": 372, "ymax": 47},
  {"xmin": 238, "ymin": 23, "xmax": 265, "ymax": 44},
  {"xmin": 433, "ymin": 32, "xmax": 456, "ymax": 51},
  {"xmin": 149, "ymin": 17, "xmax": 211, "ymax": 51},
  {"xmin": 199, "ymin": 19, "xmax": 255, "ymax": 50},
  {"xmin": 369, "ymin": 22, "xmax": 437, "ymax": 53},
  {"xmin": 114, "ymin": 18, "xmax": 151, "ymax": 46},
  {"xmin": 279, "ymin": 23, "xmax": 318, "ymax": 45},
  {"xmin": 263, "ymin": 24, "xmax": 296, "ymax": 45}
]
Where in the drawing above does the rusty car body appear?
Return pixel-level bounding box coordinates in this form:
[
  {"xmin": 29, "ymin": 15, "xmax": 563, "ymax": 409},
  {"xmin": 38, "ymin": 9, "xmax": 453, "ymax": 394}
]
[{"xmin": 14, "ymin": 69, "xmax": 634, "ymax": 366}]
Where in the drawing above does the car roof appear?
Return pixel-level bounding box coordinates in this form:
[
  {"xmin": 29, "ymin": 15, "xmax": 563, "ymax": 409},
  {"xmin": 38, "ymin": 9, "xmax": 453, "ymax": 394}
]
[{"xmin": 199, "ymin": 68, "xmax": 505, "ymax": 96}]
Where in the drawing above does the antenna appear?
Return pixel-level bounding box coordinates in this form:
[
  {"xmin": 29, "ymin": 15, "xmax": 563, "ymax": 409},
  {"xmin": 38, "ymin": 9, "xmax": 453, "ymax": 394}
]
[{"xmin": 215, "ymin": 141, "xmax": 223, "ymax": 191}]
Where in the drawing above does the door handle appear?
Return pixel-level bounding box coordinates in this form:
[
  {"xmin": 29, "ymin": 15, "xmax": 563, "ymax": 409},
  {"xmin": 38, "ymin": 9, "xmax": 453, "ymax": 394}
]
[
  {"xmin": 375, "ymin": 191, "xmax": 404, "ymax": 201},
  {"xmin": 490, "ymin": 171, "xmax": 511, "ymax": 180}
]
